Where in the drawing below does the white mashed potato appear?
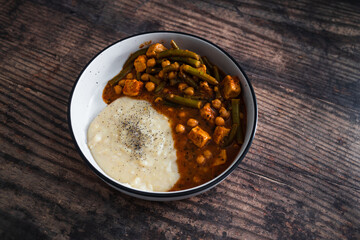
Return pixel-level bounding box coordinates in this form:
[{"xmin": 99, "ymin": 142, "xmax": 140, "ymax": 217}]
[{"xmin": 87, "ymin": 97, "xmax": 179, "ymax": 192}]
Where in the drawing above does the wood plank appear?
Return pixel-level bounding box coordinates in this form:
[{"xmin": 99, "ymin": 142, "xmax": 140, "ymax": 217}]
[{"xmin": 0, "ymin": 0, "xmax": 359, "ymax": 239}]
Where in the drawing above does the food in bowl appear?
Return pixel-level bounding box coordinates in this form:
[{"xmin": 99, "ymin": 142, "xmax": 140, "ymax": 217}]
[
  {"xmin": 88, "ymin": 40, "xmax": 247, "ymax": 192},
  {"xmin": 87, "ymin": 97, "xmax": 180, "ymax": 191}
]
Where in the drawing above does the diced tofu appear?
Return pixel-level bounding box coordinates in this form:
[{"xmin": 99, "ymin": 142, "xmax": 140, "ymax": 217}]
[
  {"xmin": 213, "ymin": 126, "xmax": 230, "ymax": 144},
  {"xmin": 146, "ymin": 43, "xmax": 167, "ymax": 58},
  {"xmin": 134, "ymin": 55, "xmax": 147, "ymax": 72},
  {"xmin": 221, "ymin": 75, "xmax": 241, "ymax": 99},
  {"xmin": 212, "ymin": 149, "xmax": 227, "ymax": 166},
  {"xmin": 200, "ymin": 103, "xmax": 216, "ymax": 124},
  {"xmin": 123, "ymin": 79, "xmax": 143, "ymax": 96},
  {"xmin": 199, "ymin": 81, "xmax": 213, "ymax": 96},
  {"xmin": 188, "ymin": 126, "xmax": 211, "ymax": 148}
]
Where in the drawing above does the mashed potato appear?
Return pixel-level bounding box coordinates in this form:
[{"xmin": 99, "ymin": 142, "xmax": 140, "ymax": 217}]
[{"xmin": 87, "ymin": 97, "xmax": 179, "ymax": 192}]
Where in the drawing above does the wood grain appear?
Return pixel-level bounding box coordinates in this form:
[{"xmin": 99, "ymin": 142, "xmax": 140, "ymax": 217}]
[{"xmin": 1, "ymin": 0, "xmax": 359, "ymax": 239}]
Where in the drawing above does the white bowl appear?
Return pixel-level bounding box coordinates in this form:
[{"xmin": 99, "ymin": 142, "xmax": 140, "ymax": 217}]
[{"xmin": 68, "ymin": 31, "xmax": 258, "ymax": 201}]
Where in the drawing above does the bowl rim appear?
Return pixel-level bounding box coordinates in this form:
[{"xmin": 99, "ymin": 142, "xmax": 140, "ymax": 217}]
[{"xmin": 68, "ymin": 31, "xmax": 258, "ymax": 198}]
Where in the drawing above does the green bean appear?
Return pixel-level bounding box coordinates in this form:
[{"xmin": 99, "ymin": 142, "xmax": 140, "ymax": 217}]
[
  {"xmin": 108, "ymin": 64, "xmax": 133, "ymax": 86},
  {"xmin": 179, "ymin": 72, "xmax": 198, "ymax": 88},
  {"xmin": 182, "ymin": 65, "xmax": 219, "ymax": 85},
  {"xmin": 162, "ymin": 100, "xmax": 179, "ymax": 108},
  {"xmin": 123, "ymin": 48, "xmax": 148, "ymax": 69},
  {"xmin": 213, "ymin": 65, "xmax": 220, "ymax": 82},
  {"xmin": 168, "ymin": 57, "xmax": 201, "ymax": 68},
  {"xmin": 231, "ymin": 99, "xmax": 240, "ymax": 125},
  {"xmin": 146, "ymin": 67, "xmax": 161, "ymax": 74},
  {"xmin": 169, "ymin": 78, "xmax": 180, "ymax": 86},
  {"xmin": 162, "ymin": 63, "xmax": 179, "ymax": 73},
  {"xmin": 166, "ymin": 94, "xmax": 203, "ymax": 108},
  {"xmin": 170, "ymin": 40, "xmax": 180, "ymax": 49},
  {"xmin": 154, "ymin": 81, "xmax": 166, "ymax": 93},
  {"xmin": 224, "ymin": 124, "xmax": 238, "ymax": 146},
  {"xmin": 201, "ymin": 56, "xmax": 213, "ymax": 75},
  {"xmin": 147, "ymin": 74, "xmax": 161, "ymax": 85},
  {"xmin": 136, "ymin": 71, "xmax": 141, "ymax": 81},
  {"xmin": 214, "ymin": 86, "xmax": 222, "ymax": 99},
  {"xmin": 156, "ymin": 49, "xmax": 200, "ymax": 60},
  {"xmin": 236, "ymin": 123, "xmax": 244, "ymax": 144},
  {"xmin": 218, "ymin": 67, "xmax": 226, "ymax": 80},
  {"xmin": 231, "ymin": 99, "xmax": 244, "ymax": 144}
]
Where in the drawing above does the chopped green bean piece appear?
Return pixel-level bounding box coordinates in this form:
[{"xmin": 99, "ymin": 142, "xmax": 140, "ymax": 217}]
[
  {"xmin": 201, "ymin": 56, "xmax": 213, "ymax": 75},
  {"xmin": 170, "ymin": 40, "xmax": 180, "ymax": 49},
  {"xmin": 169, "ymin": 57, "xmax": 201, "ymax": 68},
  {"xmin": 224, "ymin": 124, "xmax": 238, "ymax": 146},
  {"xmin": 123, "ymin": 48, "xmax": 148, "ymax": 69},
  {"xmin": 108, "ymin": 64, "xmax": 133, "ymax": 86},
  {"xmin": 157, "ymin": 49, "xmax": 200, "ymax": 60},
  {"xmin": 231, "ymin": 99, "xmax": 244, "ymax": 144},
  {"xmin": 213, "ymin": 65, "xmax": 220, "ymax": 82},
  {"xmin": 154, "ymin": 81, "xmax": 166, "ymax": 93},
  {"xmin": 182, "ymin": 65, "xmax": 219, "ymax": 85},
  {"xmin": 162, "ymin": 63, "xmax": 179, "ymax": 73},
  {"xmin": 166, "ymin": 94, "xmax": 203, "ymax": 108},
  {"xmin": 147, "ymin": 74, "xmax": 161, "ymax": 85},
  {"xmin": 179, "ymin": 72, "xmax": 198, "ymax": 88},
  {"xmin": 231, "ymin": 99, "xmax": 240, "ymax": 125},
  {"xmin": 146, "ymin": 67, "xmax": 161, "ymax": 74},
  {"xmin": 136, "ymin": 71, "xmax": 141, "ymax": 81}
]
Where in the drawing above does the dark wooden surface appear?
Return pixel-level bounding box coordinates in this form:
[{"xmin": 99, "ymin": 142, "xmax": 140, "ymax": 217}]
[{"xmin": 1, "ymin": 0, "xmax": 359, "ymax": 239}]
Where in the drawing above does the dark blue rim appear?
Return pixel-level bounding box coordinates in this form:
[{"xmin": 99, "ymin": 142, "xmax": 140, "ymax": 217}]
[{"xmin": 67, "ymin": 31, "xmax": 258, "ymax": 199}]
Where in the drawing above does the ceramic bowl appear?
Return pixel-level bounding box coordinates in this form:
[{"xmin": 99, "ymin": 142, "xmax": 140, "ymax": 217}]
[{"xmin": 68, "ymin": 31, "xmax": 257, "ymax": 201}]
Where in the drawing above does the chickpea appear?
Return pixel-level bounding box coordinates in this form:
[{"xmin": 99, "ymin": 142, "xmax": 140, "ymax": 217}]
[
  {"xmin": 146, "ymin": 58, "xmax": 156, "ymax": 67},
  {"xmin": 125, "ymin": 73, "xmax": 134, "ymax": 79},
  {"xmin": 168, "ymin": 71, "xmax": 177, "ymax": 80},
  {"xmin": 196, "ymin": 155, "xmax": 205, "ymax": 165},
  {"xmin": 114, "ymin": 85, "xmax": 122, "ymax": 95},
  {"xmin": 219, "ymin": 107, "xmax": 230, "ymax": 119},
  {"xmin": 175, "ymin": 124, "xmax": 185, "ymax": 133},
  {"xmin": 184, "ymin": 87, "xmax": 194, "ymax": 96},
  {"xmin": 211, "ymin": 99, "xmax": 222, "ymax": 109},
  {"xmin": 141, "ymin": 73, "xmax": 149, "ymax": 81},
  {"xmin": 178, "ymin": 111, "xmax": 186, "ymax": 118},
  {"xmin": 145, "ymin": 82, "xmax": 155, "ymax": 92},
  {"xmin": 203, "ymin": 150, "xmax": 212, "ymax": 159},
  {"xmin": 173, "ymin": 62, "xmax": 180, "ymax": 70},
  {"xmin": 161, "ymin": 60, "xmax": 170, "ymax": 68},
  {"xmin": 187, "ymin": 118, "xmax": 198, "ymax": 127},
  {"xmin": 215, "ymin": 116, "xmax": 225, "ymax": 126},
  {"xmin": 158, "ymin": 70, "xmax": 164, "ymax": 79},
  {"xmin": 119, "ymin": 79, "xmax": 126, "ymax": 87},
  {"xmin": 178, "ymin": 83, "xmax": 188, "ymax": 91}
]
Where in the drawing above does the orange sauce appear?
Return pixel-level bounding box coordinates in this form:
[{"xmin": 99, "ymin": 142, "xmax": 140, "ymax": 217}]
[{"xmin": 102, "ymin": 72, "xmax": 246, "ymax": 191}]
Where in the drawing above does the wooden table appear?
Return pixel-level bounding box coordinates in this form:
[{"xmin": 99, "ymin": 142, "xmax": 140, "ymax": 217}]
[{"xmin": 1, "ymin": 0, "xmax": 359, "ymax": 239}]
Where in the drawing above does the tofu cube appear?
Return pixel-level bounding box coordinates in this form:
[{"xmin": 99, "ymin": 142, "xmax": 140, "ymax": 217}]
[
  {"xmin": 212, "ymin": 149, "xmax": 227, "ymax": 166},
  {"xmin": 146, "ymin": 43, "xmax": 167, "ymax": 58},
  {"xmin": 213, "ymin": 126, "xmax": 230, "ymax": 144},
  {"xmin": 123, "ymin": 79, "xmax": 143, "ymax": 96},
  {"xmin": 188, "ymin": 126, "xmax": 211, "ymax": 148},
  {"xmin": 134, "ymin": 55, "xmax": 147, "ymax": 73},
  {"xmin": 200, "ymin": 103, "xmax": 216, "ymax": 124},
  {"xmin": 222, "ymin": 75, "xmax": 241, "ymax": 99}
]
